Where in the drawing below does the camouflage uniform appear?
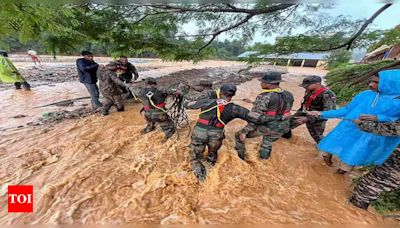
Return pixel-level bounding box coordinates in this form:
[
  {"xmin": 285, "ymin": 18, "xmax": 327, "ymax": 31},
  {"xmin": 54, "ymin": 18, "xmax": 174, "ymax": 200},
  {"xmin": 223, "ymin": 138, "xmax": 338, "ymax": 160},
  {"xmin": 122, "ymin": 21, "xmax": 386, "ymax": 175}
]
[
  {"xmin": 130, "ymin": 80, "xmax": 176, "ymax": 139},
  {"xmin": 288, "ymin": 87, "xmax": 336, "ymax": 143},
  {"xmin": 98, "ymin": 66, "xmax": 127, "ymax": 115},
  {"xmin": 349, "ymin": 120, "xmax": 400, "ymax": 209},
  {"xmin": 116, "ymin": 60, "xmax": 139, "ymax": 83},
  {"xmin": 185, "ymin": 93, "xmax": 276, "ymax": 181},
  {"xmin": 235, "ymin": 89, "xmax": 294, "ymax": 160}
]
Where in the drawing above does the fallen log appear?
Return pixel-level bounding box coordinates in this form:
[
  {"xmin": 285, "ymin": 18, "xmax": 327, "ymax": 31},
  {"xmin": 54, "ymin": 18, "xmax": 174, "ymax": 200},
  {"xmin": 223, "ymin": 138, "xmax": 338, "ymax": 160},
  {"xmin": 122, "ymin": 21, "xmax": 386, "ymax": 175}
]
[{"xmin": 34, "ymin": 96, "xmax": 91, "ymax": 108}]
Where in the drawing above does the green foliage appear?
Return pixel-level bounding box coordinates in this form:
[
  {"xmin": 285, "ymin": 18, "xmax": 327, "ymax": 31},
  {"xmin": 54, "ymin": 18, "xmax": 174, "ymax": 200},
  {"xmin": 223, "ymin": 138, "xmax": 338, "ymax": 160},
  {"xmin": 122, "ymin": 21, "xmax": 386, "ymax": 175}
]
[
  {"xmin": 325, "ymin": 50, "xmax": 352, "ymax": 70},
  {"xmin": 368, "ymin": 27, "xmax": 400, "ymax": 52},
  {"xmin": 372, "ymin": 189, "xmax": 400, "ymax": 213},
  {"xmin": 325, "ymin": 60, "xmax": 395, "ymax": 103},
  {"xmin": 0, "ymin": 3, "xmax": 393, "ymax": 61}
]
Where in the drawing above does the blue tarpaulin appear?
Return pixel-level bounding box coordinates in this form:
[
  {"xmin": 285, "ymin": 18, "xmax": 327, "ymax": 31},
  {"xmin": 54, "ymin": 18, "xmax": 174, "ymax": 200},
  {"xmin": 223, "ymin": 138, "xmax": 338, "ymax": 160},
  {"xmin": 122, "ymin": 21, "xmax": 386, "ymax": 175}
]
[{"xmin": 318, "ymin": 69, "xmax": 400, "ymax": 166}]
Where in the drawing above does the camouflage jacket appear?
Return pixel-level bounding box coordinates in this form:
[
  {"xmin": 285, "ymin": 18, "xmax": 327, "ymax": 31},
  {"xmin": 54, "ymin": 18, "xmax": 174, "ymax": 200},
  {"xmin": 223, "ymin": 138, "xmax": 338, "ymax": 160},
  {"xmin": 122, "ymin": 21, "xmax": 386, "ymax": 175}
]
[
  {"xmin": 129, "ymin": 85, "xmax": 176, "ymax": 112},
  {"xmin": 358, "ymin": 120, "xmax": 400, "ymax": 137},
  {"xmin": 300, "ymin": 88, "xmax": 336, "ymax": 111},
  {"xmin": 242, "ymin": 89, "xmax": 294, "ymax": 133},
  {"xmin": 98, "ymin": 67, "xmax": 127, "ymax": 97}
]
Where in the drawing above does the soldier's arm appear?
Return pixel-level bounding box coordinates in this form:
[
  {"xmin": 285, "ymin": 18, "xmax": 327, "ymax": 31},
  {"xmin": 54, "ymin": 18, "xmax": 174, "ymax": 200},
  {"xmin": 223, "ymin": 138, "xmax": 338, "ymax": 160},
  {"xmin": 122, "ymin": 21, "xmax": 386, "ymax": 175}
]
[
  {"xmin": 185, "ymin": 90, "xmax": 212, "ymax": 102},
  {"xmin": 184, "ymin": 99, "xmax": 215, "ymax": 110},
  {"xmin": 110, "ymin": 73, "xmax": 129, "ymax": 88},
  {"xmin": 240, "ymin": 94, "xmax": 271, "ymax": 133},
  {"xmin": 357, "ymin": 121, "xmax": 400, "ymax": 136},
  {"xmin": 232, "ymin": 104, "xmax": 275, "ymax": 124},
  {"xmin": 322, "ymin": 91, "xmax": 337, "ymax": 111}
]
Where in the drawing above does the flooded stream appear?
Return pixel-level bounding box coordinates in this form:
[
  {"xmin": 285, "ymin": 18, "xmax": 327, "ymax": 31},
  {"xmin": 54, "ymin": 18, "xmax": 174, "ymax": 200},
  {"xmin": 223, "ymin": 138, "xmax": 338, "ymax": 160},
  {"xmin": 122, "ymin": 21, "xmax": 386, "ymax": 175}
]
[{"xmin": 0, "ymin": 71, "xmax": 388, "ymax": 224}]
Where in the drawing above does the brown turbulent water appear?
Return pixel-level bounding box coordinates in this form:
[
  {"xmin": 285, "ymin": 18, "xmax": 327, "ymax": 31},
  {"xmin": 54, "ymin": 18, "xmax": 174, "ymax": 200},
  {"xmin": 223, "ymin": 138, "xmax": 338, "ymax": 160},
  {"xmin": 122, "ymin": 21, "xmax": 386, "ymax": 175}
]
[{"xmin": 0, "ymin": 75, "xmax": 388, "ymax": 224}]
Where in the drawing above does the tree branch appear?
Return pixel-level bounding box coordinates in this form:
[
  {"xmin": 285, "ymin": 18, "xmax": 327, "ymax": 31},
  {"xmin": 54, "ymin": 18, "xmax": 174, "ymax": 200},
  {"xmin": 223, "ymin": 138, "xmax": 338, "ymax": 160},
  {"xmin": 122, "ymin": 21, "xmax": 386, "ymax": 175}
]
[
  {"xmin": 312, "ymin": 3, "xmax": 392, "ymax": 52},
  {"xmin": 197, "ymin": 14, "xmax": 254, "ymax": 54},
  {"xmin": 147, "ymin": 3, "xmax": 295, "ymax": 15}
]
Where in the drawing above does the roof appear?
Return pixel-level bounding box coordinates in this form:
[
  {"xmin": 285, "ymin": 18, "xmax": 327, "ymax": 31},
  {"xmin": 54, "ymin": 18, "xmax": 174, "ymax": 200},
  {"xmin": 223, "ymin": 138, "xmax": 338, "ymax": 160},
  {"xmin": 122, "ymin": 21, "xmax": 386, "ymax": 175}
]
[
  {"xmin": 237, "ymin": 51, "xmax": 259, "ymax": 58},
  {"xmin": 237, "ymin": 51, "xmax": 330, "ymax": 60}
]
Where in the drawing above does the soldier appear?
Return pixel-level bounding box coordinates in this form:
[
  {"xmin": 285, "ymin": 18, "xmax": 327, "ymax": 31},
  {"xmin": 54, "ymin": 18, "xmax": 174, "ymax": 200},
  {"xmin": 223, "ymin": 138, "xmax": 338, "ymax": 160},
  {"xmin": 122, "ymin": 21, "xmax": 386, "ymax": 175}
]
[
  {"xmin": 98, "ymin": 62, "xmax": 129, "ymax": 116},
  {"xmin": 129, "ymin": 77, "xmax": 176, "ymax": 141},
  {"xmin": 185, "ymin": 83, "xmax": 276, "ymax": 181},
  {"xmin": 349, "ymin": 119, "xmax": 400, "ymax": 209},
  {"xmin": 235, "ymin": 72, "xmax": 294, "ymax": 160},
  {"xmin": 181, "ymin": 79, "xmax": 216, "ymax": 101},
  {"xmin": 115, "ymin": 56, "xmax": 139, "ymax": 99},
  {"xmin": 116, "ymin": 56, "xmax": 139, "ymax": 83},
  {"xmin": 282, "ymin": 75, "xmax": 336, "ymax": 166}
]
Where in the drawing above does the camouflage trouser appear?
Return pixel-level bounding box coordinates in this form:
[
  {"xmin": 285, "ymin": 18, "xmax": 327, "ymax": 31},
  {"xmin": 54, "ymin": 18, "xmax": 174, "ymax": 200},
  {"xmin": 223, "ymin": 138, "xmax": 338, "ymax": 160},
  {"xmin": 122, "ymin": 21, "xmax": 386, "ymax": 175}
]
[
  {"xmin": 103, "ymin": 94, "xmax": 124, "ymax": 115},
  {"xmin": 349, "ymin": 148, "xmax": 400, "ymax": 209},
  {"xmin": 235, "ymin": 120, "xmax": 289, "ymax": 160},
  {"xmin": 189, "ymin": 126, "xmax": 224, "ymax": 181},
  {"xmin": 289, "ymin": 114, "xmax": 327, "ymax": 144},
  {"xmin": 143, "ymin": 110, "xmax": 175, "ymax": 138}
]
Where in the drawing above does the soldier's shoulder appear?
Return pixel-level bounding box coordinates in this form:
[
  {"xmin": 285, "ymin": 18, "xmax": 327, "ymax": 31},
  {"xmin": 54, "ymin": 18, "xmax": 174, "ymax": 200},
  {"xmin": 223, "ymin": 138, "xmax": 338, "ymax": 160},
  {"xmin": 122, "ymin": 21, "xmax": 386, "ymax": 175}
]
[{"xmin": 323, "ymin": 89, "xmax": 336, "ymax": 98}]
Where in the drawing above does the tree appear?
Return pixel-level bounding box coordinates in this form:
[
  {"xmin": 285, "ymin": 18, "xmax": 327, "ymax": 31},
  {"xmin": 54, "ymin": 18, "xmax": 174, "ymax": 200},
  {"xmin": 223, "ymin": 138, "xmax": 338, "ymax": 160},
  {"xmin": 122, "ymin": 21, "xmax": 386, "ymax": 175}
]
[
  {"xmin": 325, "ymin": 50, "xmax": 352, "ymax": 70},
  {"xmin": 0, "ymin": 3, "xmax": 394, "ymax": 61}
]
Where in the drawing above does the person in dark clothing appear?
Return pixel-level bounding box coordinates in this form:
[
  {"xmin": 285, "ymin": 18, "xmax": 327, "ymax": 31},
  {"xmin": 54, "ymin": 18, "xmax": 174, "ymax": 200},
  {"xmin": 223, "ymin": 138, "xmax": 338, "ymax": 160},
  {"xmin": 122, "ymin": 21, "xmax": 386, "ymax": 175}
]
[
  {"xmin": 76, "ymin": 51, "xmax": 102, "ymax": 110},
  {"xmin": 185, "ymin": 84, "xmax": 276, "ymax": 181}
]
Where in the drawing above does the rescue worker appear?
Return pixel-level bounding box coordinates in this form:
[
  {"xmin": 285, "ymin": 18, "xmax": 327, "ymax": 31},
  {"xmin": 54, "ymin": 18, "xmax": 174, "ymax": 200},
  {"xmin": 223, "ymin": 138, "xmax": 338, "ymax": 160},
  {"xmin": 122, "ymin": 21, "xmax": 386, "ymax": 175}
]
[
  {"xmin": 116, "ymin": 56, "xmax": 139, "ymax": 83},
  {"xmin": 349, "ymin": 119, "xmax": 400, "ymax": 209},
  {"xmin": 282, "ymin": 75, "xmax": 336, "ymax": 166},
  {"xmin": 0, "ymin": 50, "xmax": 30, "ymax": 90},
  {"xmin": 98, "ymin": 62, "xmax": 129, "ymax": 116},
  {"xmin": 185, "ymin": 83, "xmax": 276, "ymax": 181},
  {"xmin": 235, "ymin": 72, "xmax": 294, "ymax": 161},
  {"xmin": 128, "ymin": 77, "xmax": 176, "ymax": 141},
  {"xmin": 181, "ymin": 79, "xmax": 216, "ymax": 101},
  {"xmin": 116, "ymin": 56, "xmax": 139, "ymax": 99}
]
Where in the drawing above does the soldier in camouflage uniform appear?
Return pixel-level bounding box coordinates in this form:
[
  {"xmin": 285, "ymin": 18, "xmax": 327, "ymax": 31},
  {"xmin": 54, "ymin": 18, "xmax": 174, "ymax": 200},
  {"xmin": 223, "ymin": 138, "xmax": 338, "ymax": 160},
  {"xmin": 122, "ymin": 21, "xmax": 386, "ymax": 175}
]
[
  {"xmin": 349, "ymin": 120, "xmax": 400, "ymax": 209},
  {"xmin": 282, "ymin": 75, "xmax": 337, "ymax": 166},
  {"xmin": 128, "ymin": 77, "xmax": 176, "ymax": 140},
  {"xmin": 185, "ymin": 83, "xmax": 277, "ymax": 181},
  {"xmin": 181, "ymin": 79, "xmax": 217, "ymax": 101},
  {"xmin": 98, "ymin": 62, "xmax": 129, "ymax": 116},
  {"xmin": 235, "ymin": 72, "xmax": 294, "ymax": 160}
]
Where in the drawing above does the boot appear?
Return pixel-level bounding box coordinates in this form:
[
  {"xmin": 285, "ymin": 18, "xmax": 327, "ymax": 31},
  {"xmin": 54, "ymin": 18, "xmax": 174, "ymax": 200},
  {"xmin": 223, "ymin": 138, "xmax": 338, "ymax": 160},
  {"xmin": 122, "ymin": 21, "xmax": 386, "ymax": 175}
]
[
  {"xmin": 336, "ymin": 169, "xmax": 347, "ymax": 174},
  {"xmin": 22, "ymin": 81, "xmax": 31, "ymax": 91},
  {"xmin": 192, "ymin": 162, "xmax": 206, "ymax": 182},
  {"xmin": 236, "ymin": 149, "xmax": 246, "ymax": 161},
  {"xmin": 14, "ymin": 82, "xmax": 22, "ymax": 90},
  {"xmin": 323, "ymin": 155, "xmax": 333, "ymax": 167},
  {"xmin": 141, "ymin": 125, "xmax": 155, "ymax": 134},
  {"xmin": 206, "ymin": 152, "xmax": 217, "ymax": 166},
  {"xmin": 282, "ymin": 130, "xmax": 292, "ymax": 139},
  {"xmin": 164, "ymin": 128, "xmax": 176, "ymax": 140},
  {"xmin": 259, "ymin": 149, "xmax": 271, "ymax": 160}
]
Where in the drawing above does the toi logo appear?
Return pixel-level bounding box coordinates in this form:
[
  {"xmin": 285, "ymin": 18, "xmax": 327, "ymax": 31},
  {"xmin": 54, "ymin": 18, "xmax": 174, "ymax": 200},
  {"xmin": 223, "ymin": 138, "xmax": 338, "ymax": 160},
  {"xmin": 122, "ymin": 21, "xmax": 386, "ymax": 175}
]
[{"xmin": 8, "ymin": 185, "xmax": 33, "ymax": 213}]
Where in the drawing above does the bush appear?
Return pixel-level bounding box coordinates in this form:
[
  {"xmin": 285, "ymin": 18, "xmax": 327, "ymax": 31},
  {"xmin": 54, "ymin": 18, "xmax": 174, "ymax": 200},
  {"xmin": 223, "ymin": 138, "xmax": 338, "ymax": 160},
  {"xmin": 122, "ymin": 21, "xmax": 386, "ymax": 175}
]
[{"xmin": 325, "ymin": 60, "xmax": 396, "ymax": 104}]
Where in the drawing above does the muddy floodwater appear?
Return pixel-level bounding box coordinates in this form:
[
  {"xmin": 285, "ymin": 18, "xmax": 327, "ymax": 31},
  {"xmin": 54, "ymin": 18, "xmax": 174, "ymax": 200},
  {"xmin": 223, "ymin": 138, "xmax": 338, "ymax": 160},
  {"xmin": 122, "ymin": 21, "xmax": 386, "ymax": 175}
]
[{"xmin": 0, "ymin": 59, "xmax": 391, "ymax": 224}]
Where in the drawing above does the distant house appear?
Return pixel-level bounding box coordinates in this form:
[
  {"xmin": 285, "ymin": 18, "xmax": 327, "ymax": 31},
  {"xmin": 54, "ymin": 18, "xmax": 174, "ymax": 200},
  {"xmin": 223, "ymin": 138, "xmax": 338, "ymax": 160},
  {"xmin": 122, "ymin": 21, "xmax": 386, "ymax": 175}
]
[
  {"xmin": 237, "ymin": 51, "xmax": 330, "ymax": 68},
  {"xmin": 362, "ymin": 44, "xmax": 400, "ymax": 63}
]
